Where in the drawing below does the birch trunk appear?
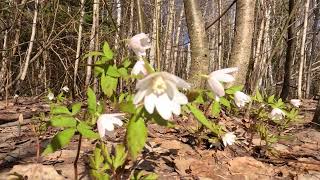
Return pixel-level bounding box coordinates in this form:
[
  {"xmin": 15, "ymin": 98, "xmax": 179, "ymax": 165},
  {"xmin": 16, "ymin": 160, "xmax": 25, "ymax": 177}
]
[
  {"xmin": 183, "ymin": 0, "xmax": 210, "ymax": 88},
  {"xmin": 228, "ymin": 0, "xmax": 256, "ymax": 85},
  {"xmin": 297, "ymin": 0, "xmax": 310, "ymax": 99},
  {"xmin": 85, "ymin": 0, "xmax": 99, "ymax": 88},
  {"xmin": 74, "ymin": 0, "xmax": 85, "ymax": 95}
]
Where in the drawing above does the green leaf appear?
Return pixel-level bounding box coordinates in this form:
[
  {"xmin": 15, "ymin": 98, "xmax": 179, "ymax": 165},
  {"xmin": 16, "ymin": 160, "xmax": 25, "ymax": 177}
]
[
  {"xmin": 255, "ymin": 90, "xmax": 263, "ymax": 103},
  {"xmin": 51, "ymin": 105, "xmax": 71, "ymax": 115},
  {"xmin": 187, "ymin": 104, "xmax": 220, "ymax": 135},
  {"xmin": 77, "ymin": 122, "xmax": 100, "ymax": 139},
  {"xmin": 211, "ymin": 101, "xmax": 221, "ymax": 117},
  {"xmin": 268, "ymin": 95, "xmax": 275, "ymax": 104},
  {"xmin": 50, "ymin": 116, "xmax": 77, "ymax": 128},
  {"xmin": 219, "ymin": 97, "xmax": 230, "ymax": 108},
  {"xmin": 42, "ymin": 128, "xmax": 76, "ymax": 155},
  {"xmin": 106, "ymin": 65, "xmax": 120, "ymax": 77},
  {"xmin": 126, "ymin": 115, "xmax": 147, "ymax": 160},
  {"xmin": 101, "ymin": 74, "xmax": 118, "ymax": 97},
  {"xmin": 83, "ymin": 51, "xmax": 104, "ymax": 60},
  {"xmin": 225, "ymin": 85, "xmax": 243, "ymax": 95},
  {"xmin": 87, "ymin": 87, "xmax": 97, "ymax": 115},
  {"xmin": 101, "ymin": 143, "xmax": 112, "ymax": 164},
  {"xmin": 119, "ymin": 101, "xmax": 136, "ymax": 114},
  {"xmin": 122, "ymin": 59, "xmax": 131, "ymax": 68},
  {"xmin": 141, "ymin": 173, "xmax": 159, "ymax": 180},
  {"xmin": 93, "ymin": 147, "xmax": 104, "ymax": 169},
  {"xmin": 94, "ymin": 59, "xmax": 106, "ymax": 76},
  {"xmin": 112, "ymin": 144, "xmax": 127, "ymax": 170},
  {"xmin": 117, "ymin": 67, "xmax": 128, "ymax": 77},
  {"xmin": 102, "ymin": 42, "xmax": 113, "ymax": 60},
  {"xmin": 71, "ymin": 102, "xmax": 82, "ymax": 115}
]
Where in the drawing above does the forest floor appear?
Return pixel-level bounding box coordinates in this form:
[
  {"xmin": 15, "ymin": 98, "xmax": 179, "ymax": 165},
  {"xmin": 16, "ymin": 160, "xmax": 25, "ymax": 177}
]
[{"xmin": 0, "ymin": 97, "xmax": 319, "ymax": 180}]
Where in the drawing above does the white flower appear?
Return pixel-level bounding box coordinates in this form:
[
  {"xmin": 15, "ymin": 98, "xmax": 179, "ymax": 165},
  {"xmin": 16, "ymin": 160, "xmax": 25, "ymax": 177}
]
[
  {"xmin": 13, "ymin": 94, "xmax": 19, "ymax": 99},
  {"xmin": 222, "ymin": 132, "xmax": 236, "ymax": 146},
  {"xmin": 133, "ymin": 72, "xmax": 190, "ymax": 120},
  {"xmin": 62, "ymin": 86, "xmax": 69, "ymax": 92},
  {"xmin": 290, "ymin": 99, "xmax": 301, "ymax": 108},
  {"xmin": 234, "ymin": 91, "xmax": 251, "ymax": 107},
  {"xmin": 128, "ymin": 33, "xmax": 151, "ymax": 57},
  {"xmin": 207, "ymin": 67, "xmax": 238, "ymax": 97},
  {"xmin": 132, "ymin": 60, "xmax": 148, "ymax": 76},
  {"xmin": 270, "ymin": 108, "xmax": 285, "ymax": 120},
  {"xmin": 47, "ymin": 92, "xmax": 54, "ymax": 100},
  {"xmin": 97, "ymin": 113, "xmax": 124, "ymax": 138}
]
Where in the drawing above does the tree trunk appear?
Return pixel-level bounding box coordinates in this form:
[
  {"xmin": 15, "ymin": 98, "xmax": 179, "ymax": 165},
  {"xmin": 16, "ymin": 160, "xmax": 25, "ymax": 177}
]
[
  {"xmin": 306, "ymin": 0, "xmax": 320, "ymax": 98},
  {"xmin": 228, "ymin": 0, "xmax": 256, "ymax": 85},
  {"xmin": 74, "ymin": 0, "xmax": 85, "ymax": 97},
  {"xmin": 85, "ymin": 0, "xmax": 99, "ymax": 88},
  {"xmin": 183, "ymin": 0, "xmax": 210, "ymax": 88},
  {"xmin": 280, "ymin": 0, "xmax": 295, "ymax": 100},
  {"xmin": 297, "ymin": 0, "xmax": 310, "ymax": 99}
]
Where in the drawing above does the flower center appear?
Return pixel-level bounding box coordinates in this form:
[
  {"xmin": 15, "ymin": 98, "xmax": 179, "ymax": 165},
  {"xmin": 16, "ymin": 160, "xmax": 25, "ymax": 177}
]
[{"xmin": 152, "ymin": 76, "xmax": 167, "ymax": 95}]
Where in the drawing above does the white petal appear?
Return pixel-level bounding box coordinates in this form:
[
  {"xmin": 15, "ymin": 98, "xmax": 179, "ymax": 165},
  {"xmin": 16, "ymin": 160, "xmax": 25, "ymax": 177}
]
[
  {"xmin": 209, "ymin": 67, "xmax": 238, "ymax": 76},
  {"xmin": 144, "ymin": 93, "xmax": 157, "ymax": 114},
  {"xmin": 97, "ymin": 117, "xmax": 106, "ymax": 138},
  {"xmin": 104, "ymin": 117, "xmax": 123, "ymax": 131},
  {"xmin": 161, "ymin": 72, "xmax": 191, "ymax": 89},
  {"xmin": 214, "ymin": 73, "xmax": 235, "ymax": 82},
  {"xmin": 171, "ymin": 101, "xmax": 181, "ymax": 115},
  {"xmin": 208, "ymin": 77, "xmax": 225, "ymax": 97},
  {"xmin": 173, "ymin": 91, "xmax": 188, "ymax": 105},
  {"xmin": 155, "ymin": 94, "xmax": 172, "ymax": 120},
  {"xmin": 133, "ymin": 89, "xmax": 148, "ymax": 104},
  {"xmin": 136, "ymin": 73, "xmax": 159, "ymax": 90}
]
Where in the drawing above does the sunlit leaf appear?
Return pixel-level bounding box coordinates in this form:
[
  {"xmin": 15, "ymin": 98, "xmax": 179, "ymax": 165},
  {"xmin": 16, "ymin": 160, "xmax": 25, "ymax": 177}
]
[
  {"xmin": 87, "ymin": 87, "xmax": 97, "ymax": 115},
  {"xmin": 42, "ymin": 128, "xmax": 76, "ymax": 155},
  {"xmin": 50, "ymin": 116, "xmax": 77, "ymax": 128},
  {"xmin": 77, "ymin": 122, "xmax": 100, "ymax": 139}
]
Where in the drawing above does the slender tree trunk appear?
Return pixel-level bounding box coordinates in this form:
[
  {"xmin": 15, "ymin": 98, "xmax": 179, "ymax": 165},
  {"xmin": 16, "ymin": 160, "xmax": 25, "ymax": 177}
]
[
  {"xmin": 164, "ymin": 0, "xmax": 175, "ymax": 71},
  {"xmin": 280, "ymin": 0, "xmax": 295, "ymax": 100},
  {"xmin": 298, "ymin": 0, "xmax": 310, "ymax": 99},
  {"xmin": 135, "ymin": 0, "xmax": 145, "ymax": 32},
  {"xmin": 20, "ymin": 0, "xmax": 39, "ymax": 81},
  {"xmin": 228, "ymin": 0, "xmax": 256, "ymax": 85},
  {"xmin": 313, "ymin": 94, "xmax": 320, "ymax": 126},
  {"xmin": 183, "ymin": 0, "xmax": 210, "ymax": 88},
  {"xmin": 217, "ymin": 0, "xmax": 223, "ymax": 69},
  {"xmin": 306, "ymin": 0, "xmax": 320, "ymax": 98},
  {"xmin": 74, "ymin": 0, "xmax": 85, "ymax": 96},
  {"xmin": 114, "ymin": 0, "xmax": 121, "ymax": 56},
  {"xmin": 85, "ymin": 0, "xmax": 99, "ymax": 88},
  {"xmin": 149, "ymin": 0, "xmax": 160, "ymax": 67},
  {"xmin": 172, "ymin": 8, "xmax": 184, "ymax": 74}
]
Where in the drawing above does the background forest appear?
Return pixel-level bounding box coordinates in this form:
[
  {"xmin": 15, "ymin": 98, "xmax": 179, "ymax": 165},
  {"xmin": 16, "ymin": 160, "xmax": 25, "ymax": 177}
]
[{"xmin": 1, "ymin": 0, "xmax": 320, "ymax": 179}]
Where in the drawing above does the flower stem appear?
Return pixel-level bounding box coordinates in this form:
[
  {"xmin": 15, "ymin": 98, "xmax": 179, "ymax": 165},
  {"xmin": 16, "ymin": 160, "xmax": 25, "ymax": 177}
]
[{"xmin": 74, "ymin": 134, "xmax": 82, "ymax": 180}]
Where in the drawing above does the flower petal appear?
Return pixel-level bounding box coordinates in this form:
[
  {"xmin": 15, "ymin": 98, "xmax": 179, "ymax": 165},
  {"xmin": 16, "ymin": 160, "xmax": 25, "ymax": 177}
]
[
  {"xmin": 133, "ymin": 89, "xmax": 148, "ymax": 104},
  {"xmin": 162, "ymin": 72, "xmax": 191, "ymax": 89},
  {"xmin": 144, "ymin": 93, "xmax": 157, "ymax": 114},
  {"xmin": 208, "ymin": 77, "xmax": 225, "ymax": 97},
  {"xmin": 155, "ymin": 94, "xmax": 172, "ymax": 120}
]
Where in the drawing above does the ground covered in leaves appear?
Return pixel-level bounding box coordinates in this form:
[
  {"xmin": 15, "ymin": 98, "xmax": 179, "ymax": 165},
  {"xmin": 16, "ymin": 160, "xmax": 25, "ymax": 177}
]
[{"xmin": 0, "ymin": 98, "xmax": 319, "ymax": 179}]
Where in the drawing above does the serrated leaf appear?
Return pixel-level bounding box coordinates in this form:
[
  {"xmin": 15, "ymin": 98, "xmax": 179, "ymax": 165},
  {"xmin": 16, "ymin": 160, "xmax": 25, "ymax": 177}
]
[
  {"xmin": 119, "ymin": 101, "xmax": 136, "ymax": 114},
  {"xmin": 50, "ymin": 116, "xmax": 77, "ymax": 127},
  {"xmin": 187, "ymin": 104, "xmax": 220, "ymax": 135},
  {"xmin": 42, "ymin": 128, "xmax": 76, "ymax": 155},
  {"xmin": 211, "ymin": 101, "xmax": 221, "ymax": 117},
  {"xmin": 51, "ymin": 105, "xmax": 72, "ymax": 115},
  {"xmin": 122, "ymin": 59, "xmax": 131, "ymax": 68},
  {"xmin": 93, "ymin": 147, "xmax": 104, "ymax": 169},
  {"xmin": 268, "ymin": 95, "xmax": 275, "ymax": 104},
  {"xmin": 102, "ymin": 42, "xmax": 113, "ymax": 60},
  {"xmin": 77, "ymin": 122, "xmax": 100, "ymax": 139},
  {"xmin": 112, "ymin": 144, "xmax": 127, "ymax": 170},
  {"xmin": 117, "ymin": 67, "xmax": 128, "ymax": 77},
  {"xmin": 141, "ymin": 173, "xmax": 159, "ymax": 180},
  {"xmin": 255, "ymin": 90, "xmax": 263, "ymax": 103},
  {"xmin": 87, "ymin": 87, "xmax": 97, "ymax": 115},
  {"xmin": 219, "ymin": 97, "xmax": 230, "ymax": 108},
  {"xmin": 106, "ymin": 65, "xmax": 120, "ymax": 77},
  {"xmin": 225, "ymin": 85, "xmax": 243, "ymax": 95},
  {"xmin": 126, "ymin": 114, "xmax": 147, "ymax": 160},
  {"xmin": 72, "ymin": 102, "xmax": 82, "ymax": 115},
  {"xmin": 101, "ymin": 74, "xmax": 118, "ymax": 97},
  {"xmin": 101, "ymin": 143, "xmax": 112, "ymax": 164}
]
